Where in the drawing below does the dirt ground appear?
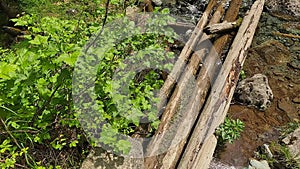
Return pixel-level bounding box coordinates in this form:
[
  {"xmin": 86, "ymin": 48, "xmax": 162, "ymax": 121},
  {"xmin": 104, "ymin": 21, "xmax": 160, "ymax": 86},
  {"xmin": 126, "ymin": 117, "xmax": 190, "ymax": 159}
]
[{"xmin": 217, "ymin": 13, "xmax": 300, "ymax": 167}]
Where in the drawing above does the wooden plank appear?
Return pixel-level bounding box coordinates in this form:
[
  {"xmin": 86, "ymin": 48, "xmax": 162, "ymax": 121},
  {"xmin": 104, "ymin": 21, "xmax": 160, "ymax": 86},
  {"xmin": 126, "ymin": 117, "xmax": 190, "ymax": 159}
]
[
  {"xmin": 177, "ymin": 0, "xmax": 265, "ymax": 168},
  {"xmin": 143, "ymin": 0, "xmax": 231, "ymax": 168},
  {"xmin": 193, "ymin": 135, "xmax": 217, "ymax": 168},
  {"xmin": 158, "ymin": 0, "xmax": 217, "ymax": 112}
]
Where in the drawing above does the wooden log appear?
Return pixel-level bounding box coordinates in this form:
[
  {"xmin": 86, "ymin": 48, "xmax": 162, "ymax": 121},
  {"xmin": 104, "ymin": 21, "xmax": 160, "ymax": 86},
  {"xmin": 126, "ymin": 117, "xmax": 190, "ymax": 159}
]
[
  {"xmin": 158, "ymin": 0, "xmax": 217, "ymax": 113},
  {"xmin": 144, "ymin": 1, "xmax": 227, "ymax": 168},
  {"xmin": 208, "ymin": 0, "xmax": 227, "ymax": 25},
  {"xmin": 177, "ymin": 0, "xmax": 265, "ymax": 168},
  {"xmin": 204, "ymin": 20, "xmax": 241, "ymax": 34}
]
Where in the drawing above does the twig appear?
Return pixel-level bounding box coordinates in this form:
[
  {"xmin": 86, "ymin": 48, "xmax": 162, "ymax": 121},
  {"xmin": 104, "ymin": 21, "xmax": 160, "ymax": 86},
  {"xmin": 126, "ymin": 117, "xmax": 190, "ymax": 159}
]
[
  {"xmin": 30, "ymin": 84, "xmax": 61, "ymax": 126},
  {"xmin": 0, "ymin": 129, "xmax": 39, "ymax": 134},
  {"xmin": 84, "ymin": 0, "xmax": 110, "ymax": 53},
  {"xmin": 0, "ymin": 118, "xmax": 22, "ymax": 149},
  {"xmin": 0, "ymin": 105, "xmax": 20, "ymax": 116},
  {"xmin": 0, "ymin": 159, "xmax": 29, "ymax": 168},
  {"xmin": 272, "ymin": 31, "xmax": 300, "ymax": 39}
]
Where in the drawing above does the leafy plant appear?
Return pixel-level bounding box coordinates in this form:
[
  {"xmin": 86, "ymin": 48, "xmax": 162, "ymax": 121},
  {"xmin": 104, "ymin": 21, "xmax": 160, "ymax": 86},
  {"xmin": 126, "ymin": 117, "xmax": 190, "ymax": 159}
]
[
  {"xmin": 258, "ymin": 142, "xmax": 300, "ymax": 169},
  {"xmin": 0, "ymin": 4, "xmax": 177, "ymax": 168},
  {"xmin": 74, "ymin": 8, "xmax": 177, "ymax": 154},
  {"xmin": 215, "ymin": 117, "xmax": 245, "ymax": 144},
  {"xmin": 0, "ymin": 13, "xmax": 97, "ymax": 168},
  {"xmin": 239, "ymin": 70, "xmax": 246, "ymax": 80}
]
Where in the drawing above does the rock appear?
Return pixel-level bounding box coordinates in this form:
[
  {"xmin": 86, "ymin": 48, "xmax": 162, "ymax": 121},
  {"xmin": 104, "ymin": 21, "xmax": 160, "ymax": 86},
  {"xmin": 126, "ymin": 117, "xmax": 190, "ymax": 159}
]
[
  {"xmin": 248, "ymin": 159, "xmax": 271, "ymax": 169},
  {"xmin": 282, "ymin": 127, "xmax": 300, "ymax": 161},
  {"xmin": 234, "ymin": 74, "xmax": 273, "ymax": 111},
  {"xmin": 209, "ymin": 159, "xmax": 237, "ymax": 169},
  {"xmin": 152, "ymin": 0, "xmax": 162, "ymax": 6},
  {"xmin": 187, "ymin": 5, "xmax": 198, "ymax": 14},
  {"xmin": 262, "ymin": 144, "xmax": 273, "ymax": 158},
  {"xmin": 81, "ymin": 147, "xmax": 144, "ymax": 169},
  {"xmin": 161, "ymin": 0, "xmax": 176, "ymax": 5},
  {"xmin": 265, "ymin": 0, "xmax": 300, "ymax": 20},
  {"xmin": 254, "ymin": 40, "xmax": 291, "ymax": 65},
  {"xmin": 126, "ymin": 6, "xmax": 141, "ymax": 16}
]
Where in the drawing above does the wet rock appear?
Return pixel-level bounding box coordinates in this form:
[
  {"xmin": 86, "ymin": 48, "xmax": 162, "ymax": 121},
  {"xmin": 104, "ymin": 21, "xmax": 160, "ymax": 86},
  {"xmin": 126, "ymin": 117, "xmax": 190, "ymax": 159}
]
[
  {"xmin": 282, "ymin": 127, "xmax": 300, "ymax": 161},
  {"xmin": 265, "ymin": 0, "xmax": 300, "ymax": 20},
  {"xmin": 234, "ymin": 74, "xmax": 273, "ymax": 111},
  {"xmin": 248, "ymin": 159, "xmax": 271, "ymax": 169},
  {"xmin": 254, "ymin": 40, "xmax": 291, "ymax": 65}
]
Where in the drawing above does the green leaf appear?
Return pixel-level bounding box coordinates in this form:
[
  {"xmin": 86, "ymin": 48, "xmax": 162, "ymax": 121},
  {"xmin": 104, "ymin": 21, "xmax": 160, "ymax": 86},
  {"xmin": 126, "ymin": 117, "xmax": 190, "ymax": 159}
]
[
  {"xmin": 29, "ymin": 35, "xmax": 48, "ymax": 45},
  {"xmin": 0, "ymin": 62, "xmax": 18, "ymax": 79},
  {"xmin": 69, "ymin": 140, "xmax": 79, "ymax": 148}
]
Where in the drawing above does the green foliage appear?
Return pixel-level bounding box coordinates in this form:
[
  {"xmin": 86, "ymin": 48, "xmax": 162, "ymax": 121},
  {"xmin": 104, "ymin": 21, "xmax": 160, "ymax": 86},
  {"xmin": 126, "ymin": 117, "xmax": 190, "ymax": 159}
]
[
  {"xmin": 239, "ymin": 70, "xmax": 246, "ymax": 80},
  {"xmin": 258, "ymin": 142, "xmax": 300, "ymax": 169},
  {"xmin": 0, "ymin": 13, "xmax": 98, "ymax": 168},
  {"xmin": 74, "ymin": 10, "xmax": 177, "ymax": 154},
  {"xmin": 0, "ymin": 139, "xmax": 28, "ymax": 169},
  {"xmin": 1, "ymin": 3, "xmax": 177, "ymax": 167},
  {"xmin": 215, "ymin": 117, "xmax": 245, "ymax": 144},
  {"xmin": 280, "ymin": 122, "xmax": 299, "ymax": 138}
]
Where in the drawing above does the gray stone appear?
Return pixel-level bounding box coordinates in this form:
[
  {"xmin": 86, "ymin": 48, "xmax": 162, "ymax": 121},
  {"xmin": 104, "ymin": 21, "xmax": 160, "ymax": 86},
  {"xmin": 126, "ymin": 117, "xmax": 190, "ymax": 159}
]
[
  {"xmin": 262, "ymin": 144, "xmax": 273, "ymax": 158},
  {"xmin": 81, "ymin": 147, "xmax": 144, "ymax": 169},
  {"xmin": 209, "ymin": 158, "xmax": 237, "ymax": 169},
  {"xmin": 81, "ymin": 137, "xmax": 144, "ymax": 169},
  {"xmin": 282, "ymin": 127, "xmax": 300, "ymax": 161},
  {"xmin": 235, "ymin": 74, "xmax": 273, "ymax": 111},
  {"xmin": 187, "ymin": 5, "xmax": 198, "ymax": 14},
  {"xmin": 249, "ymin": 159, "xmax": 271, "ymax": 169},
  {"xmin": 152, "ymin": 0, "xmax": 162, "ymax": 6}
]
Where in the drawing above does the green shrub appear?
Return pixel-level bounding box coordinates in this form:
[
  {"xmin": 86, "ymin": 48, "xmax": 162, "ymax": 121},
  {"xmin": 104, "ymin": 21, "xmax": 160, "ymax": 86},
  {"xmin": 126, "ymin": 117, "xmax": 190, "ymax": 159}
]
[{"xmin": 215, "ymin": 117, "xmax": 245, "ymax": 144}]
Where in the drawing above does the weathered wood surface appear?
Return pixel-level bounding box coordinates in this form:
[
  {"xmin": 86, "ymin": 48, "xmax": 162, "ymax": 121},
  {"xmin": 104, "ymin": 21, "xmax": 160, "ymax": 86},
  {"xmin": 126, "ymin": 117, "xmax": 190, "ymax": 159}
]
[
  {"xmin": 144, "ymin": 0, "xmax": 228, "ymax": 168},
  {"xmin": 205, "ymin": 20, "xmax": 240, "ymax": 34},
  {"xmin": 177, "ymin": 0, "xmax": 265, "ymax": 168},
  {"xmin": 158, "ymin": 0, "xmax": 217, "ymax": 112}
]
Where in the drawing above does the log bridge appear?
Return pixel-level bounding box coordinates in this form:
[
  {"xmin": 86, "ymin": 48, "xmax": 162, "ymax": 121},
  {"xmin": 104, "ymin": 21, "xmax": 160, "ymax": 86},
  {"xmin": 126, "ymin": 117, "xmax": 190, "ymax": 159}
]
[{"xmin": 82, "ymin": 0, "xmax": 265, "ymax": 168}]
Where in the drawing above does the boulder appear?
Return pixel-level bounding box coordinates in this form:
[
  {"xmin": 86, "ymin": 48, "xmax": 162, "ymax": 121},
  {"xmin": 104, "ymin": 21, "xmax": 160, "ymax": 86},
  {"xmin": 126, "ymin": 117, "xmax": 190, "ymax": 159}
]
[{"xmin": 234, "ymin": 74, "xmax": 273, "ymax": 111}]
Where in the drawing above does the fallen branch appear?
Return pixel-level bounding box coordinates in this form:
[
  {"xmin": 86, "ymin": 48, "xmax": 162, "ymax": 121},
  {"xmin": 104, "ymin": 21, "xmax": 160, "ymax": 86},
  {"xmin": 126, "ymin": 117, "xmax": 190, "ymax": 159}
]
[
  {"xmin": 177, "ymin": 0, "xmax": 265, "ymax": 168},
  {"xmin": 272, "ymin": 31, "xmax": 300, "ymax": 39}
]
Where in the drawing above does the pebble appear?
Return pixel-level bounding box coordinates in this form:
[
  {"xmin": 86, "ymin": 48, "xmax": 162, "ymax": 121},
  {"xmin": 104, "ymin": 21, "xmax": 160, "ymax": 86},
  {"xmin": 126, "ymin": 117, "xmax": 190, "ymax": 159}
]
[{"xmin": 248, "ymin": 159, "xmax": 271, "ymax": 169}]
